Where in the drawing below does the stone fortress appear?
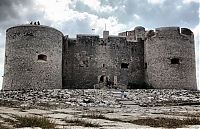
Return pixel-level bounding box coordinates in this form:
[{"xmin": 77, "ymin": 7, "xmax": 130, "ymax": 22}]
[{"xmin": 2, "ymin": 24, "xmax": 197, "ymax": 90}]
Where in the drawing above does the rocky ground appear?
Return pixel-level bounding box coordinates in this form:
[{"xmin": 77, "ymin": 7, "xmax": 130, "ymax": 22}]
[{"xmin": 0, "ymin": 89, "xmax": 200, "ymax": 129}]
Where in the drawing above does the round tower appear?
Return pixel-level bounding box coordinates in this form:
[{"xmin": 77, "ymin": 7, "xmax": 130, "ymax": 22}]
[
  {"xmin": 134, "ymin": 26, "xmax": 145, "ymax": 41},
  {"xmin": 3, "ymin": 25, "xmax": 63, "ymax": 90},
  {"xmin": 145, "ymin": 27, "xmax": 197, "ymax": 90}
]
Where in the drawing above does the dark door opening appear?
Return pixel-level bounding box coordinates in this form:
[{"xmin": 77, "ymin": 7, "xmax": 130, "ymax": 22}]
[{"xmin": 99, "ymin": 75, "xmax": 105, "ymax": 83}]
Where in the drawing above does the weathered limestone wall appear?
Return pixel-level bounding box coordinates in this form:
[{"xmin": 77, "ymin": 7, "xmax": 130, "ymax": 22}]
[
  {"xmin": 145, "ymin": 27, "xmax": 197, "ymax": 90},
  {"xmin": 3, "ymin": 25, "xmax": 63, "ymax": 90},
  {"xmin": 63, "ymin": 34, "xmax": 145, "ymax": 89},
  {"xmin": 63, "ymin": 35, "xmax": 99, "ymax": 89}
]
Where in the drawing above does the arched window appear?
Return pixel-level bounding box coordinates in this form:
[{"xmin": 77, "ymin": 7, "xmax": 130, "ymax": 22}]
[{"xmin": 38, "ymin": 54, "xmax": 47, "ymax": 61}]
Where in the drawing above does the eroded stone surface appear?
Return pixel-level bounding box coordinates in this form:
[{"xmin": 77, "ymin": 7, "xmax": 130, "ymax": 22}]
[{"xmin": 0, "ymin": 89, "xmax": 199, "ymax": 128}]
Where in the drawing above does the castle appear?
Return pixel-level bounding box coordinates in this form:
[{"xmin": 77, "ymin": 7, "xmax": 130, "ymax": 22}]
[{"xmin": 2, "ymin": 24, "xmax": 197, "ymax": 90}]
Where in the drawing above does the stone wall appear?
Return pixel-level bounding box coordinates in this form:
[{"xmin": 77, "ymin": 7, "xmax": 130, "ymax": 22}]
[
  {"xmin": 3, "ymin": 25, "xmax": 63, "ymax": 90},
  {"xmin": 63, "ymin": 34, "xmax": 145, "ymax": 89},
  {"xmin": 63, "ymin": 35, "xmax": 99, "ymax": 89},
  {"xmin": 145, "ymin": 27, "xmax": 196, "ymax": 90}
]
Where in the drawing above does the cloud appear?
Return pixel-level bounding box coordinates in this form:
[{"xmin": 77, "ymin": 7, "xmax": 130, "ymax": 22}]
[
  {"xmin": 69, "ymin": 0, "xmax": 199, "ymax": 29},
  {"xmin": 0, "ymin": 48, "xmax": 5, "ymax": 90},
  {"xmin": 192, "ymin": 24, "xmax": 200, "ymax": 90},
  {"xmin": 0, "ymin": 0, "xmax": 33, "ymax": 22},
  {"xmin": 147, "ymin": 0, "xmax": 166, "ymax": 4},
  {"xmin": 183, "ymin": 0, "xmax": 200, "ymax": 4}
]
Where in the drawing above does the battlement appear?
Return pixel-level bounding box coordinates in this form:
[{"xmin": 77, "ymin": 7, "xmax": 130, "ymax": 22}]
[
  {"xmin": 181, "ymin": 28, "xmax": 193, "ymax": 36},
  {"xmin": 77, "ymin": 34, "xmax": 99, "ymax": 37},
  {"xmin": 145, "ymin": 27, "xmax": 194, "ymax": 40},
  {"xmin": 107, "ymin": 35, "xmax": 126, "ymax": 43},
  {"xmin": 6, "ymin": 24, "xmax": 63, "ymax": 35},
  {"xmin": 155, "ymin": 27, "xmax": 180, "ymax": 33},
  {"xmin": 155, "ymin": 27, "xmax": 193, "ymax": 35},
  {"xmin": 118, "ymin": 26, "xmax": 145, "ymax": 42}
]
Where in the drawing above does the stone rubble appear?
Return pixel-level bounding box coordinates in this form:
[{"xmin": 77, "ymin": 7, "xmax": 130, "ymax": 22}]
[{"xmin": 0, "ymin": 89, "xmax": 199, "ymax": 109}]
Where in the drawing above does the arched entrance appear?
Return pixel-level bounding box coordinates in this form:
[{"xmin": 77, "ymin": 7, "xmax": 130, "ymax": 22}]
[
  {"xmin": 98, "ymin": 75, "xmax": 113, "ymax": 88},
  {"xmin": 99, "ymin": 75, "xmax": 108, "ymax": 83}
]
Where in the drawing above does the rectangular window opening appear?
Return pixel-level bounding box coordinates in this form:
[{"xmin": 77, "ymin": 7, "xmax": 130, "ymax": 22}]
[
  {"xmin": 144, "ymin": 63, "xmax": 147, "ymax": 69},
  {"xmin": 121, "ymin": 63, "xmax": 129, "ymax": 69},
  {"xmin": 38, "ymin": 54, "xmax": 47, "ymax": 61},
  {"xmin": 171, "ymin": 58, "xmax": 180, "ymax": 64}
]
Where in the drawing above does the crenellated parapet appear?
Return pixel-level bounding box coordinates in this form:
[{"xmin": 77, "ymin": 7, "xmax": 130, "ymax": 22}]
[
  {"xmin": 118, "ymin": 26, "xmax": 145, "ymax": 42},
  {"xmin": 145, "ymin": 27, "xmax": 194, "ymax": 42}
]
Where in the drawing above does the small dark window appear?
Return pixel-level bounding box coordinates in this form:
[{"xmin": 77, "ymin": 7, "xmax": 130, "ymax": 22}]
[
  {"xmin": 121, "ymin": 63, "xmax": 129, "ymax": 68},
  {"xmin": 171, "ymin": 58, "xmax": 180, "ymax": 64},
  {"xmin": 38, "ymin": 54, "xmax": 47, "ymax": 61},
  {"xmin": 144, "ymin": 63, "xmax": 147, "ymax": 69},
  {"xmin": 83, "ymin": 60, "xmax": 89, "ymax": 67},
  {"xmin": 103, "ymin": 64, "xmax": 105, "ymax": 67},
  {"xmin": 5, "ymin": 56, "xmax": 7, "ymax": 64}
]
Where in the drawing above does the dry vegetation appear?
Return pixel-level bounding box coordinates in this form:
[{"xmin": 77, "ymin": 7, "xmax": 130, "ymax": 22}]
[
  {"xmin": 81, "ymin": 113, "xmax": 200, "ymax": 128},
  {"xmin": 0, "ymin": 123, "xmax": 11, "ymax": 129},
  {"xmin": 65, "ymin": 118, "xmax": 101, "ymax": 127},
  {"xmin": 0, "ymin": 115, "xmax": 57, "ymax": 129},
  {"xmin": 14, "ymin": 115, "xmax": 56, "ymax": 129},
  {"xmin": 130, "ymin": 117, "xmax": 200, "ymax": 128},
  {"xmin": 81, "ymin": 112, "xmax": 106, "ymax": 119}
]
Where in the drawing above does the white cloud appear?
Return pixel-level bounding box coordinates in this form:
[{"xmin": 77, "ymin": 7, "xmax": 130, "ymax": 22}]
[
  {"xmin": 33, "ymin": 0, "xmax": 126, "ymax": 37},
  {"xmin": 79, "ymin": 0, "xmax": 100, "ymax": 11},
  {"xmin": 89, "ymin": 16, "xmax": 126, "ymax": 36},
  {"xmin": 34, "ymin": 0, "xmax": 73, "ymax": 22},
  {"xmin": 176, "ymin": 5, "xmax": 182, "ymax": 10},
  {"xmin": 0, "ymin": 48, "xmax": 5, "ymax": 90},
  {"xmin": 0, "ymin": 77, "xmax": 2, "ymax": 90},
  {"xmin": 147, "ymin": 0, "xmax": 166, "ymax": 4},
  {"xmin": 193, "ymin": 24, "xmax": 200, "ymax": 90},
  {"xmin": 183, "ymin": 0, "xmax": 200, "ymax": 4},
  {"xmin": 78, "ymin": 0, "xmax": 117, "ymax": 13},
  {"xmin": 133, "ymin": 14, "xmax": 141, "ymax": 20}
]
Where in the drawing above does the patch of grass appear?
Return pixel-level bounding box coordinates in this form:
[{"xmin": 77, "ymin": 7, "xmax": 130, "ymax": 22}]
[
  {"xmin": 130, "ymin": 117, "xmax": 200, "ymax": 128},
  {"xmin": 81, "ymin": 113, "xmax": 106, "ymax": 119},
  {"xmin": 0, "ymin": 100, "xmax": 20, "ymax": 108},
  {"xmin": 13, "ymin": 115, "xmax": 56, "ymax": 129},
  {"xmin": 81, "ymin": 113, "xmax": 126, "ymax": 123},
  {"xmin": 84, "ymin": 114, "xmax": 200, "ymax": 128},
  {"xmin": 65, "ymin": 118, "xmax": 101, "ymax": 127},
  {"xmin": 104, "ymin": 117, "xmax": 124, "ymax": 122},
  {"xmin": 3, "ymin": 117, "xmax": 15, "ymax": 124},
  {"xmin": 81, "ymin": 113, "xmax": 125, "ymax": 122},
  {"xmin": 0, "ymin": 123, "xmax": 12, "ymax": 129}
]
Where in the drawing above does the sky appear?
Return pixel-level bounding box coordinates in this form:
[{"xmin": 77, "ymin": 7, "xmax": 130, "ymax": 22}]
[{"xmin": 0, "ymin": 0, "xmax": 199, "ymax": 89}]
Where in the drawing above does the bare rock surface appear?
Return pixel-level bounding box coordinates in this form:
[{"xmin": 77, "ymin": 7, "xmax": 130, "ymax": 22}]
[{"xmin": 0, "ymin": 89, "xmax": 199, "ymax": 128}]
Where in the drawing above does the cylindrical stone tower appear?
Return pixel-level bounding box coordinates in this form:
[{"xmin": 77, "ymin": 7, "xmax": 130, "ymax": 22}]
[
  {"xmin": 3, "ymin": 25, "xmax": 63, "ymax": 90},
  {"xmin": 134, "ymin": 26, "xmax": 145, "ymax": 41},
  {"xmin": 145, "ymin": 27, "xmax": 197, "ymax": 90}
]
